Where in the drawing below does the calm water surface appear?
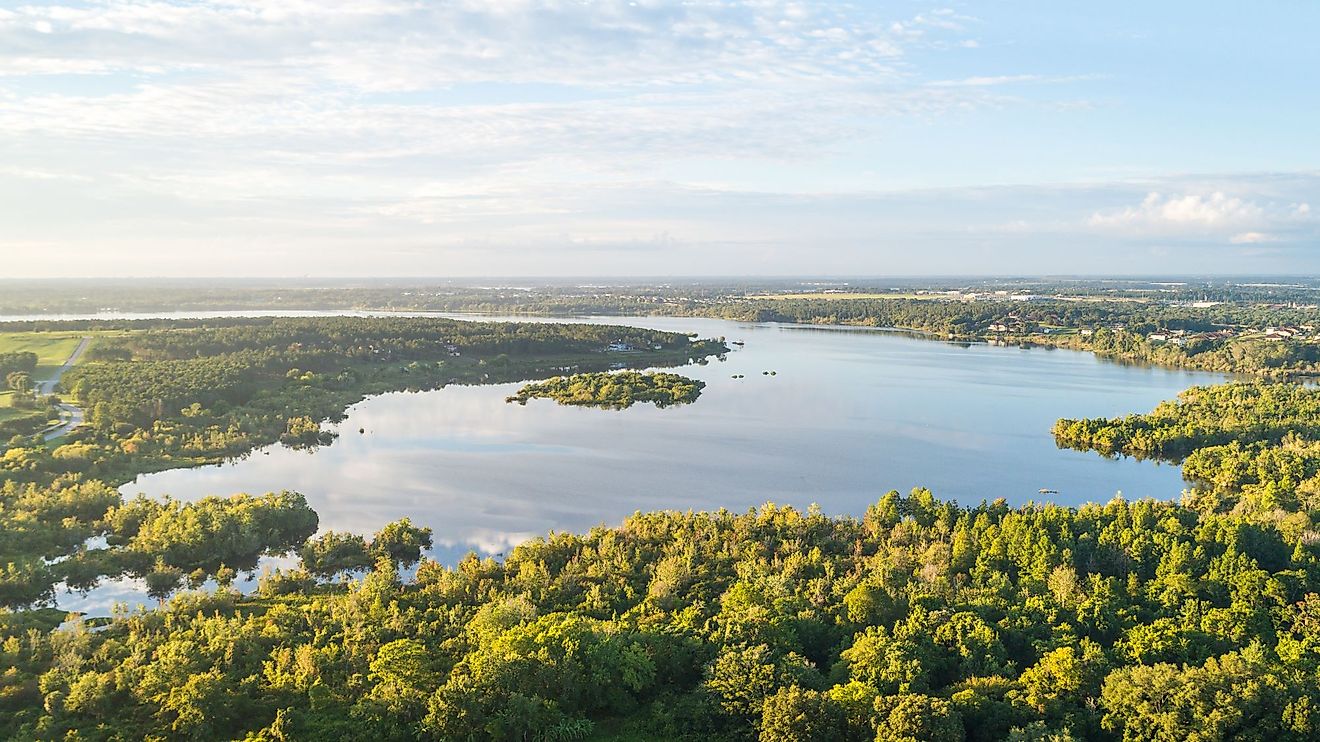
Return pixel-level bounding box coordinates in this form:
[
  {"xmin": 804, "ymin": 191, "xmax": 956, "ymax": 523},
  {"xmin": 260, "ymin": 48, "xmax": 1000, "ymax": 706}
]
[
  {"xmin": 119, "ymin": 315, "xmax": 1226, "ymax": 554},
  {"xmin": 42, "ymin": 313, "xmax": 1229, "ymax": 612}
]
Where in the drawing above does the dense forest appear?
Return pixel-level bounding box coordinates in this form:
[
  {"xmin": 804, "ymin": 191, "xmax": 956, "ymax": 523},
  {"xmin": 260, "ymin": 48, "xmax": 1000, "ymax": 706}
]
[
  {"xmin": 7, "ymin": 489, "xmax": 1320, "ymax": 740},
  {"xmin": 506, "ymin": 371, "xmax": 706, "ymax": 409}
]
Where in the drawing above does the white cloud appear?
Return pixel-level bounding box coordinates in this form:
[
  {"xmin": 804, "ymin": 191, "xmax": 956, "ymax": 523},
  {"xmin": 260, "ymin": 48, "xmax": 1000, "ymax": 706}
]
[
  {"xmin": 929, "ymin": 73, "xmax": 1103, "ymax": 87},
  {"xmin": 0, "ymin": 1, "xmax": 912, "ymax": 90},
  {"xmin": 1086, "ymin": 189, "xmax": 1317, "ymax": 246},
  {"xmin": 1229, "ymin": 231, "xmax": 1279, "ymax": 244},
  {"xmin": 1089, "ymin": 191, "xmax": 1263, "ymax": 229},
  {"xmin": 2, "ymin": 0, "xmax": 1311, "ymax": 277}
]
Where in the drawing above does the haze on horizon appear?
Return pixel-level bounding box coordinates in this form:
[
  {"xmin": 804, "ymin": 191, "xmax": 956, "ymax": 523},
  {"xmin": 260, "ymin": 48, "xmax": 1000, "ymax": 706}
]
[{"xmin": 1, "ymin": 1, "xmax": 1317, "ymax": 278}]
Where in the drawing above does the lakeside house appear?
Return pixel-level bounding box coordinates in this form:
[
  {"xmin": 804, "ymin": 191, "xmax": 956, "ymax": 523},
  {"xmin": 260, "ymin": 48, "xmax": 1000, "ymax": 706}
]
[{"xmin": 1265, "ymin": 327, "xmax": 1302, "ymax": 339}]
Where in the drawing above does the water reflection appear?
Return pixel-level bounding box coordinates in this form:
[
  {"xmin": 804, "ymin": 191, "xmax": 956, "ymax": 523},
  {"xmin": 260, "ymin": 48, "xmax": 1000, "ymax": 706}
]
[{"xmin": 110, "ymin": 315, "xmax": 1226, "ymax": 580}]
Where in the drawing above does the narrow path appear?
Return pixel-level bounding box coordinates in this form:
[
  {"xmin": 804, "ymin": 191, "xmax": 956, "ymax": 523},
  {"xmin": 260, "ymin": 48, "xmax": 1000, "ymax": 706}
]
[{"xmin": 38, "ymin": 336, "xmax": 91, "ymax": 441}]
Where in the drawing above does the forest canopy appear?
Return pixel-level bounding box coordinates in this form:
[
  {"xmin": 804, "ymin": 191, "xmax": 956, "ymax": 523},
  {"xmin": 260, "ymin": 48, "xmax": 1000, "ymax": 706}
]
[
  {"xmin": 506, "ymin": 371, "xmax": 706, "ymax": 409},
  {"xmin": 7, "ymin": 491, "xmax": 1320, "ymax": 740}
]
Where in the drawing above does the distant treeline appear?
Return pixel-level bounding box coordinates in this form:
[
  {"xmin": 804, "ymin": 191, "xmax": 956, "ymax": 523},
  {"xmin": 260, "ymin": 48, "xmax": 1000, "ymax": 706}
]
[{"xmin": 3, "ymin": 277, "xmax": 1320, "ymax": 315}]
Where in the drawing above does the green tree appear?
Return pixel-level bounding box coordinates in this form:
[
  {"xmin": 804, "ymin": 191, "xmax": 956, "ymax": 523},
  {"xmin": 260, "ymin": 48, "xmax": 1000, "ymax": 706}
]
[
  {"xmin": 371, "ymin": 518, "xmax": 434, "ymax": 568},
  {"xmin": 759, "ymin": 685, "xmax": 845, "ymax": 742},
  {"xmin": 874, "ymin": 694, "xmax": 964, "ymax": 742},
  {"xmin": 299, "ymin": 531, "xmax": 373, "ymax": 578}
]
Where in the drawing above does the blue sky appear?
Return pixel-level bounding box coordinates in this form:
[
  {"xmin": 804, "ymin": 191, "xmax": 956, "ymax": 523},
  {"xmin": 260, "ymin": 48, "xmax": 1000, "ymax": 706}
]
[{"xmin": 0, "ymin": 0, "xmax": 1316, "ymax": 277}]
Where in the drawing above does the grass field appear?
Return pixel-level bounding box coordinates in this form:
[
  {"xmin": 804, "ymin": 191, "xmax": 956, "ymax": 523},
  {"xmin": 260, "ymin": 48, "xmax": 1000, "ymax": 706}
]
[
  {"xmin": 0, "ymin": 332, "xmax": 88, "ymax": 379},
  {"xmin": 0, "ymin": 391, "xmax": 46, "ymax": 424}
]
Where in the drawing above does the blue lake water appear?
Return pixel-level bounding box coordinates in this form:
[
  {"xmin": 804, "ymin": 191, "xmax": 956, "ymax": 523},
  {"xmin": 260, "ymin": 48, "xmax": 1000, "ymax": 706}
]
[
  {"xmin": 116, "ymin": 314, "xmax": 1226, "ymax": 560},
  {"xmin": 32, "ymin": 311, "xmax": 1230, "ymax": 613}
]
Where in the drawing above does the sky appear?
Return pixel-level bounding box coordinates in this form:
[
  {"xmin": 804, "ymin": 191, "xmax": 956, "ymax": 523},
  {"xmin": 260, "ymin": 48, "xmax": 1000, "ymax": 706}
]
[{"xmin": 0, "ymin": 0, "xmax": 1317, "ymax": 277}]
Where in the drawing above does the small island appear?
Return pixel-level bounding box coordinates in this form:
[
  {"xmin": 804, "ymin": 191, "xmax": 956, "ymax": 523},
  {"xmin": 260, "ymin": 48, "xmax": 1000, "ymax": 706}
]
[{"xmin": 506, "ymin": 371, "xmax": 705, "ymax": 409}]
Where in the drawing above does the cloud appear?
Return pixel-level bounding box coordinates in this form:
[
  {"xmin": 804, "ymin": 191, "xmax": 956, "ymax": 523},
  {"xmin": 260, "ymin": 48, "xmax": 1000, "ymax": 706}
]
[
  {"xmin": 1229, "ymin": 231, "xmax": 1280, "ymax": 244},
  {"xmin": 0, "ymin": 0, "xmax": 1013, "ymax": 191},
  {"xmin": 0, "ymin": 1, "xmax": 914, "ymax": 90},
  {"xmin": 1, "ymin": 1, "xmax": 1313, "ymax": 278},
  {"xmin": 928, "ymin": 73, "xmax": 1102, "ymax": 87},
  {"xmin": 1088, "ymin": 192, "xmax": 1263, "ymax": 229},
  {"xmin": 1085, "ymin": 190, "xmax": 1317, "ymax": 243}
]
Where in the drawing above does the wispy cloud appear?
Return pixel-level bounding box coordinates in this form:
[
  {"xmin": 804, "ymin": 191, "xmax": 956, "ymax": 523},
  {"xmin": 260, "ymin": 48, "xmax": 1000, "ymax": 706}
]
[{"xmin": 0, "ymin": 1, "xmax": 1316, "ymax": 276}]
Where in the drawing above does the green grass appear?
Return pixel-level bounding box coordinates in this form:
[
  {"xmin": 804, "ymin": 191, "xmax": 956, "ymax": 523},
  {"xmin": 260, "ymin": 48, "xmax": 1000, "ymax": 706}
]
[
  {"xmin": 0, "ymin": 331, "xmax": 88, "ymax": 378},
  {"xmin": 0, "ymin": 391, "xmax": 48, "ymax": 424},
  {"xmin": 0, "ymin": 408, "xmax": 37, "ymax": 423}
]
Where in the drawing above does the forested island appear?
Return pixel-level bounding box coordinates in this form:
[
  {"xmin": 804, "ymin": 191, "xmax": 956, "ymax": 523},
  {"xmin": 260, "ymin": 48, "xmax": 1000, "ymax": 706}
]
[{"xmin": 506, "ymin": 371, "xmax": 705, "ymax": 409}]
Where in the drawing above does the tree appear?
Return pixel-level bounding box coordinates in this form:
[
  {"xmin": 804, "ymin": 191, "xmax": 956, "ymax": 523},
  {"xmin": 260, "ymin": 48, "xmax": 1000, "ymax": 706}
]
[
  {"xmin": 371, "ymin": 518, "xmax": 433, "ymax": 568},
  {"xmin": 365, "ymin": 638, "xmax": 438, "ymax": 722},
  {"xmin": 124, "ymin": 491, "xmax": 319, "ymax": 574},
  {"xmin": 6, "ymin": 371, "xmax": 32, "ymax": 393},
  {"xmin": 145, "ymin": 561, "xmax": 183, "ymax": 603},
  {"xmin": 874, "ymin": 694, "xmax": 964, "ymax": 742},
  {"xmin": 1017, "ymin": 641, "xmax": 1108, "ymax": 718},
  {"xmin": 703, "ymin": 643, "xmax": 820, "ymax": 721},
  {"xmin": 1100, "ymin": 647, "xmax": 1318, "ymax": 742},
  {"xmin": 759, "ymin": 686, "xmax": 845, "ymax": 742},
  {"xmin": 299, "ymin": 531, "xmax": 373, "ymax": 578}
]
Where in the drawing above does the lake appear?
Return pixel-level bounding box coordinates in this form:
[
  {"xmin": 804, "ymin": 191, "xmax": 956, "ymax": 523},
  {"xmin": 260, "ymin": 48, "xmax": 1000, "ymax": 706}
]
[
  {"xmin": 38, "ymin": 312, "xmax": 1228, "ymax": 612},
  {"xmin": 113, "ymin": 314, "xmax": 1226, "ymax": 560}
]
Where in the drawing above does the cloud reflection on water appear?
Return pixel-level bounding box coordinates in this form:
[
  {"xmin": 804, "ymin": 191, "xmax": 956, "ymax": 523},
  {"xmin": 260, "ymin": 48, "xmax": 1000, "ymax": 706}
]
[{"xmin": 88, "ymin": 315, "xmax": 1221, "ymax": 614}]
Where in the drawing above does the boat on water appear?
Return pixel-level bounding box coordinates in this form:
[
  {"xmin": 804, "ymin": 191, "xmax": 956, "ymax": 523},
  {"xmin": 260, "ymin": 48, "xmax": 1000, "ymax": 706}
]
[{"xmin": 1039, "ymin": 488, "xmax": 1058, "ymax": 494}]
